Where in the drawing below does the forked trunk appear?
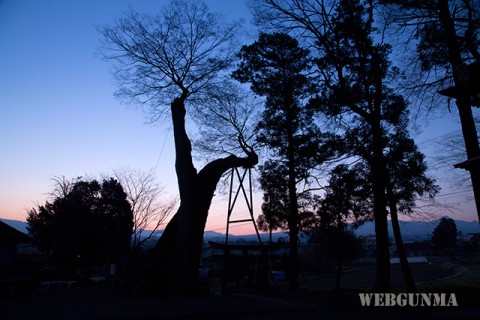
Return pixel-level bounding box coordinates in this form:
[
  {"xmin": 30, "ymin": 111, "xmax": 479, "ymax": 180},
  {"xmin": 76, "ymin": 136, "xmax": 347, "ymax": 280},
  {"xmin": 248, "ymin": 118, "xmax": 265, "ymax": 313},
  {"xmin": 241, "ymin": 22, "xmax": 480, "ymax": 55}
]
[{"xmin": 147, "ymin": 94, "xmax": 258, "ymax": 294}]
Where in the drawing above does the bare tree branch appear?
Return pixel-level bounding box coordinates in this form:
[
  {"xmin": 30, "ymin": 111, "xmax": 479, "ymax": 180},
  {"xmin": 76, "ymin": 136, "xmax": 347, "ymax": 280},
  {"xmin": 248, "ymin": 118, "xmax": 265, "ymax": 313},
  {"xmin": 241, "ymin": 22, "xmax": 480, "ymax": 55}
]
[
  {"xmin": 97, "ymin": 0, "xmax": 243, "ymax": 122},
  {"xmin": 113, "ymin": 167, "xmax": 178, "ymax": 250}
]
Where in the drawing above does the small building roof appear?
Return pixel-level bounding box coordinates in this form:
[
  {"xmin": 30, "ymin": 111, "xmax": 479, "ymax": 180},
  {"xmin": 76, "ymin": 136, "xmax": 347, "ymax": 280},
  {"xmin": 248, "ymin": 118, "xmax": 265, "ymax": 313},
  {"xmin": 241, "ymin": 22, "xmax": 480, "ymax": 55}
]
[
  {"xmin": 438, "ymin": 61, "xmax": 480, "ymax": 107},
  {"xmin": 454, "ymin": 155, "xmax": 480, "ymax": 171},
  {"xmin": 0, "ymin": 221, "xmax": 32, "ymax": 243}
]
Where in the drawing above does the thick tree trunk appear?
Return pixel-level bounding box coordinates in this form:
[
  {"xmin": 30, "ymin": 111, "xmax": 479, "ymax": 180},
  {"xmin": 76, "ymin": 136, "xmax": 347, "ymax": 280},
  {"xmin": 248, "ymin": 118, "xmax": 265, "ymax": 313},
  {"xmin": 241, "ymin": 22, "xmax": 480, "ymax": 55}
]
[
  {"xmin": 437, "ymin": 0, "xmax": 480, "ymax": 223},
  {"xmin": 287, "ymin": 154, "xmax": 299, "ymax": 292},
  {"xmin": 286, "ymin": 101, "xmax": 299, "ymax": 292},
  {"xmin": 148, "ymin": 94, "xmax": 258, "ymax": 294},
  {"xmin": 370, "ymin": 121, "xmax": 391, "ymax": 292},
  {"xmin": 386, "ymin": 184, "xmax": 416, "ymax": 292}
]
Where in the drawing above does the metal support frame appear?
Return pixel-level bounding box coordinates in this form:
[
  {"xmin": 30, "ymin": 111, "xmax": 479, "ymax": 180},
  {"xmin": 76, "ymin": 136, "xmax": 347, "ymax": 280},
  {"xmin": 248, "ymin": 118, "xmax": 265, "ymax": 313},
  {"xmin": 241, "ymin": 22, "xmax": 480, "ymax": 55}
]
[{"xmin": 225, "ymin": 167, "xmax": 262, "ymax": 246}]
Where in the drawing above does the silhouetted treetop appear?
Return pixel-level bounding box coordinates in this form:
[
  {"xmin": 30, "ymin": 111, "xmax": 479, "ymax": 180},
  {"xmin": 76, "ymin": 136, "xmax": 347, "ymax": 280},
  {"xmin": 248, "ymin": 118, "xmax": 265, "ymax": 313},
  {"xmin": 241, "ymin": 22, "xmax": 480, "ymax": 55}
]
[
  {"xmin": 233, "ymin": 31, "xmax": 327, "ymax": 291},
  {"xmin": 378, "ymin": 0, "xmax": 479, "ymax": 116},
  {"xmin": 232, "ymin": 32, "xmax": 313, "ymax": 98},
  {"xmin": 98, "ymin": 0, "xmax": 242, "ymax": 119},
  {"xmin": 27, "ymin": 177, "xmax": 133, "ymax": 273},
  {"xmin": 431, "ymin": 217, "xmax": 458, "ymax": 251}
]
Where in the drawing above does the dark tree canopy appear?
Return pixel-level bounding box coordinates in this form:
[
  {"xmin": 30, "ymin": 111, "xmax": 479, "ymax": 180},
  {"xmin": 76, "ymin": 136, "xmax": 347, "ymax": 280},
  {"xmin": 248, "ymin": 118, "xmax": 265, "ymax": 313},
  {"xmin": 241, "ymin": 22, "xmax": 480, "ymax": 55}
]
[
  {"xmin": 27, "ymin": 178, "xmax": 133, "ymax": 273},
  {"xmin": 318, "ymin": 164, "xmax": 371, "ymax": 226},
  {"xmin": 233, "ymin": 32, "xmax": 326, "ymax": 174},
  {"xmin": 257, "ymin": 160, "xmax": 317, "ymax": 235},
  {"xmin": 313, "ymin": 0, "xmax": 396, "ymax": 291},
  {"xmin": 247, "ymin": 0, "xmax": 435, "ymax": 291},
  {"xmin": 233, "ymin": 32, "xmax": 313, "ymax": 98},
  {"xmin": 233, "ymin": 32, "xmax": 325, "ymax": 290},
  {"xmin": 431, "ymin": 217, "xmax": 458, "ymax": 252},
  {"xmin": 311, "ymin": 164, "xmax": 368, "ymax": 290},
  {"xmin": 385, "ymin": 126, "xmax": 440, "ymax": 214},
  {"xmin": 257, "ymin": 160, "xmax": 290, "ymax": 233}
]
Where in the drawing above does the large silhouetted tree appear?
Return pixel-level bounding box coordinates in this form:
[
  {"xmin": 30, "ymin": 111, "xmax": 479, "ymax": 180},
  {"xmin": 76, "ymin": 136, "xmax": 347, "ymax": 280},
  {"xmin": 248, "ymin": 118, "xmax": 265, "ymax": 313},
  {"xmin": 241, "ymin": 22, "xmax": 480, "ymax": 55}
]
[
  {"xmin": 431, "ymin": 217, "xmax": 458, "ymax": 254},
  {"xmin": 379, "ymin": 0, "xmax": 479, "ymax": 103},
  {"xmin": 99, "ymin": 0, "xmax": 257, "ymax": 293},
  {"xmin": 233, "ymin": 32, "xmax": 325, "ymax": 290},
  {"xmin": 27, "ymin": 178, "xmax": 132, "ymax": 276},
  {"xmin": 100, "ymin": 178, "xmax": 134, "ymax": 268},
  {"xmin": 385, "ymin": 123, "xmax": 439, "ymax": 292},
  {"xmin": 250, "ymin": 0, "xmax": 426, "ymax": 291},
  {"xmin": 316, "ymin": 164, "xmax": 369, "ymax": 289},
  {"xmin": 338, "ymin": 108, "xmax": 439, "ymax": 292}
]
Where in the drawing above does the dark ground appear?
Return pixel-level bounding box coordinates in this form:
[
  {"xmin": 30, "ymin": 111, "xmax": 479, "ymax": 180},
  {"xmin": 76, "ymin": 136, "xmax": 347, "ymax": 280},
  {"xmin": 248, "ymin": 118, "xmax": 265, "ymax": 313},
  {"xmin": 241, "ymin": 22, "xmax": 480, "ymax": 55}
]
[{"xmin": 2, "ymin": 259, "xmax": 480, "ymax": 320}]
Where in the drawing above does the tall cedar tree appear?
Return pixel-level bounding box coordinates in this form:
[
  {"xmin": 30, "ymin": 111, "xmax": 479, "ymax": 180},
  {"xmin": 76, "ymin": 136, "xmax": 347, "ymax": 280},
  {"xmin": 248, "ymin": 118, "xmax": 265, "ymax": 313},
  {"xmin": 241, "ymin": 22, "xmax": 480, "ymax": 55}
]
[
  {"xmin": 312, "ymin": 0, "xmax": 396, "ymax": 291},
  {"xmin": 99, "ymin": 0, "xmax": 257, "ymax": 293},
  {"xmin": 233, "ymin": 32, "xmax": 323, "ymax": 291},
  {"xmin": 343, "ymin": 114, "xmax": 439, "ymax": 292},
  {"xmin": 250, "ymin": 0, "xmax": 452, "ymax": 291},
  {"xmin": 250, "ymin": 0, "xmax": 402, "ymax": 290},
  {"xmin": 385, "ymin": 126, "xmax": 439, "ymax": 292}
]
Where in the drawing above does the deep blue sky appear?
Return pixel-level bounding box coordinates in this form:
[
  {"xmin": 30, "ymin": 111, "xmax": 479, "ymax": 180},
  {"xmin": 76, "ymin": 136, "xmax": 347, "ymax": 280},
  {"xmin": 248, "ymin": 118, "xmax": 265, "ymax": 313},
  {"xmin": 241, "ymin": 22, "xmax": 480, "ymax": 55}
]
[
  {"xmin": 0, "ymin": 0, "xmax": 478, "ymax": 234},
  {"xmin": 0, "ymin": 0, "xmax": 260, "ymax": 234}
]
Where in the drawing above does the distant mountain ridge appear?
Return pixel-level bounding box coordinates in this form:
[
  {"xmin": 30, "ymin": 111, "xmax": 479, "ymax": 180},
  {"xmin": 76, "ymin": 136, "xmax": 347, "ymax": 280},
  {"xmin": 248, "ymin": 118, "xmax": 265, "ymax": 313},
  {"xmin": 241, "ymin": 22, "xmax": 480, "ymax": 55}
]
[
  {"xmin": 354, "ymin": 218, "xmax": 480, "ymax": 241},
  {"xmin": 2, "ymin": 217, "xmax": 479, "ymax": 242},
  {"xmin": 202, "ymin": 230, "xmax": 288, "ymax": 243}
]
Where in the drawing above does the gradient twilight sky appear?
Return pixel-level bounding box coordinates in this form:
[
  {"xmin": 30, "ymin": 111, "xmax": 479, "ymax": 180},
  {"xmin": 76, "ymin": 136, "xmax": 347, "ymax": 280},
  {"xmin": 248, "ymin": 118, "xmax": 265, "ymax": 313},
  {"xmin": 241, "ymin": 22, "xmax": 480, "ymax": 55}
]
[{"xmin": 0, "ymin": 0, "xmax": 478, "ymax": 236}]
